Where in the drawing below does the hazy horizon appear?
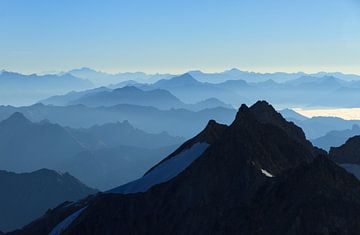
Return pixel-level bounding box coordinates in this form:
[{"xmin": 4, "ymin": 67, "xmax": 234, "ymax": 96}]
[{"xmin": 1, "ymin": 0, "xmax": 359, "ymax": 74}]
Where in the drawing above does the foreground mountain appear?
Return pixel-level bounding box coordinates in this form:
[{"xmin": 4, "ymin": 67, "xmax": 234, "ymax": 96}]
[
  {"xmin": 329, "ymin": 135, "xmax": 360, "ymax": 165},
  {"xmin": 329, "ymin": 136, "xmax": 360, "ymax": 180},
  {"xmin": 312, "ymin": 124, "xmax": 360, "ymax": 151},
  {"xmin": 0, "ymin": 169, "xmax": 96, "ymax": 232},
  {"xmin": 13, "ymin": 101, "xmax": 360, "ymax": 235}
]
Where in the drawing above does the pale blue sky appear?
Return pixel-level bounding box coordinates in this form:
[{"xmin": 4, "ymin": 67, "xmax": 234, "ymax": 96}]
[{"xmin": 1, "ymin": 0, "xmax": 359, "ymax": 74}]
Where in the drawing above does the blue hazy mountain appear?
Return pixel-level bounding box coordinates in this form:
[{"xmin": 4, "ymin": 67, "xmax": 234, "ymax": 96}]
[
  {"xmin": 41, "ymin": 85, "xmax": 232, "ymax": 111},
  {"xmin": 59, "ymin": 144, "xmax": 177, "ymax": 191},
  {"xmin": 280, "ymin": 109, "xmax": 360, "ymax": 139},
  {"xmin": 189, "ymin": 68, "xmax": 360, "ymax": 83},
  {"xmin": 312, "ymin": 124, "xmax": 360, "ymax": 151},
  {"xmin": 0, "ymin": 104, "xmax": 236, "ymax": 138},
  {"xmin": 125, "ymin": 72, "xmax": 360, "ymax": 108},
  {"xmin": 0, "ymin": 113, "xmax": 184, "ymax": 187},
  {"xmin": 0, "ymin": 71, "xmax": 93, "ymax": 106},
  {"xmin": 64, "ymin": 86, "xmax": 185, "ymax": 109},
  {"xmin": 0, "ymin": 168, "xmax": 96, "ymax": 232},
  {"xmin": 67, "ymin": 121, "xmax": 184, "ymax": 150},
  {"xmin": 67, "ymin": 67, "xmax": 360, "ymax": 86},
  {"xmin": 41, "ymin": 86, "xmax": 112, "ymax": 106},
  {"xmin": 0, "ymin": 112, "xmax": 85, "ymax": 172},
  {"xmin": 68, "ymin": 67, "xmax": 172, "ymax": 86},
  {"xmin": 148, "ymin": 73, "xmax": 238, "ymax": 104}
]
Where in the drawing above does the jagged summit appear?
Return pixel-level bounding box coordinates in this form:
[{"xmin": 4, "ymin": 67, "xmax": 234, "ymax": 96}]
[
  {"xmin": 329, "ymin": 135, "xmax": 360, "ymax": 164},
  {"xmin": 13, "ymin": 101, "xmax": 360, "ymax": 235},
  {"xmin": 113, "ymin": 86, "xmax": 141, "ymax": 93},
  {"xmin": 143, "ymin": 119, "xmax": 227, "ymax": 176},
  {"xmin": 1, "ymin": 112, "xmax": 30, "ymax": 125}
]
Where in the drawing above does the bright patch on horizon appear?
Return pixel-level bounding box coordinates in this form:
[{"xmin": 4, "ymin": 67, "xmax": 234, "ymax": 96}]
[{"xmin": 294, "ymin": 108, "xmax": 360, "ymax": 120}]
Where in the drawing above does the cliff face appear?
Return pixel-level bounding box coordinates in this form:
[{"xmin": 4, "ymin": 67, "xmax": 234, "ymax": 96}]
[{"xmin": 10, "ymin": 102, "xmax": 360, "ymax": 235}]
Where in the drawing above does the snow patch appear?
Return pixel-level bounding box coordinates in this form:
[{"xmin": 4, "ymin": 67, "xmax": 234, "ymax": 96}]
[
  {"xmin": 110, "ymin": 142, "xmax": 209, "ymax": 194},
  {"xmin": 49, "ymin": 207, "xmax": 87, "ymax": 235},
  {"xmin": 261, "ymin": 169, "xmax": 274, "ymax": 177}
]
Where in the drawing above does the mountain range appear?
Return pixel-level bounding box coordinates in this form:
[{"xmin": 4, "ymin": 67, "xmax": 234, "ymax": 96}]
[
  {"xmin": 280, "ymin": 109, "xmax": 360, "ymax": 139},
  {"xmin": 0, "ymin": 168, "xmax": 96, "ymax": 232},
  {"xmin": 0, "ymin": 71, "xmax": 93, "ymax": 106},
  {"xmin": 41, "ymin": 85, "xmax": 232, "ymax": 111},
  {"xmin": 3, "ymin": 68, "xmax": 360, "ymax": 108},
  {"xmin": 0, "ymin": 112, "xmax": 85, "ymax": 172},
  {"xmin": 110, "ymin": 72, "xmax": 360, "ymax": 108},
  {"xmin": 0, "ymin": 103, "xmax": 236, "ymax": 138},
  {"xmin": 12, "ymin": 101, "xmax": 360, "ymax": 234},
  {"xmin": 312, "ymin": 124, "xmax": 360, "ymax": 151},
  {"xmin": 67, "ymin": 67, "xmax": 172, "ymax": 86},
  {"xmin": 0, "ymin": 112, "xmax": 182, "ymax": 190}
]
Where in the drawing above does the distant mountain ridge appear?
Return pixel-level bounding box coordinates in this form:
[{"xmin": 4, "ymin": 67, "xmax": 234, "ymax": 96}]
[
  {"xmin": 67, "ymin": 67, "xmax": 172, "ymax": 86},
  {"xmin": 41, "ymin": 85, "xmax": 232, "ymax": 111},
  {"xmin": 0, "ymin": 71, "xmax": 93, "ymax": 106},
  {"xmin": 0, "ymin": 103, "xmax": 236, "ymax": 138},
  {"xmin": 312, "ymin": 124, "xmax": 360, "ymax": 151},
  {"xmin": 0, "ymin": 112, "xmax": 183, "ymax": 190},
  {"xmin": 0, "ymin": 112, "xmax": 85, "ymax": 172},
  {"xmin": 126, "ymin": 72, "xmax": 360, "ymax": 108}
]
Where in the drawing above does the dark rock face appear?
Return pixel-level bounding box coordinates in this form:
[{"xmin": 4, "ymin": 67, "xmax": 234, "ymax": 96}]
[
  {"xmin": 144, "ymin": 119, "xmax": 227, "ymax": 175},
  {"xmin": 249, "ymin": 156, "xmax": 360, "ymax": 234},
  {"xmin": 329, "ymin": 135, "xmax": 360, "ymax": 164},
  {"xmin": 0, "ymin": 169, "xmax": 97, "ymax": 232},
  {"xmin": 10, "ymin": 102, "xmax": 360, "ymax": 235}
]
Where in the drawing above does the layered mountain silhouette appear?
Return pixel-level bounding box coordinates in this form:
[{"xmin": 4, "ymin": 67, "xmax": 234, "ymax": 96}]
[
  {"xmin": 67, "ymin": 121, "xmax": 184, "ymax": 150},
  {"xmin": 61, "ymin": 145, "xmax": 177, "ymax": 191},
  {"xmin": 11, "ymin": 101, "xmax": 360, "ymax": 235},
  {"xmin": 42, "ymin": 85, "xmax": 232, "ymax": 111},
  {"xmin": 0, "ymin": 103, "xmax": 236, "ymax": 138},
  {"xmin": 121, "ymin": 72, "xmax": 360, "ymax": 108},
  {"xmin": 280, "ymin": 110, "xmax": 360, "ymax": 139},
  {"xmin": 3, "ymin": 68, "xmax": 360, "ymax": 108},
  {"xmin": 0, "ymin": 169, "xmax": 96, "ymax": 232},
  {"xmin": 0, "ymin": 112, "xmax": 182, "ymax": 189},
  {"xmin": 68, "ymin": 67, "xmax": 172, "ymax": 86},
  {"xmin": 0, "ymin": 71, "xmax": 93, "ymax": 106},
  {"xmin": 312, "ymin": 124, "xmax": 360, "ymax": 151},
  {"xmin": 0, "ymin": 112, "xmax": 85, "ymax": 172},
  {"xmin": 64, "ymin": 86, "xmax": 185, "ymax": 109}
]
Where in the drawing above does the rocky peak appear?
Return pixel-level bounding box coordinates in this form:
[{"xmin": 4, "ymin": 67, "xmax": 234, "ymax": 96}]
[{"xmin": 329, "ymin": 135, "xmax": 360, "ymax": 164}]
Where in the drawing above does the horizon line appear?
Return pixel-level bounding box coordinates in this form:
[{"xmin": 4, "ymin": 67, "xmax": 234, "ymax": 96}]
[{"xmin": 2, "ymin": 67, "xmax": 360, "ymax": 77}]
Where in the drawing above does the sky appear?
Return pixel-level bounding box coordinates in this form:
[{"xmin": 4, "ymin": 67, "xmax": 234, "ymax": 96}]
[{"xmin": 0, "ymin": 0, "xmax": 360, "ymax": 74}]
